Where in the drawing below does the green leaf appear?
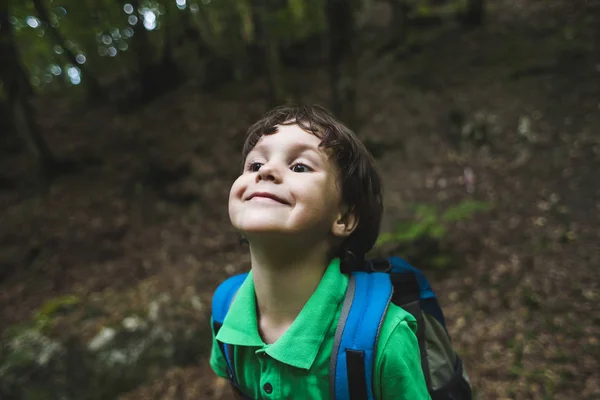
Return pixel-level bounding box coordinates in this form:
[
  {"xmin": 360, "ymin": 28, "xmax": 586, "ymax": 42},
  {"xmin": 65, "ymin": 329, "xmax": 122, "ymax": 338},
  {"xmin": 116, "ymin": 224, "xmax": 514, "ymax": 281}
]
[
  {"xmin": 430, "ymin": 255, "xmax": 454, "ymax": 269},
  {"xmin": 392, "ymin": 221, "xmax": 429, "ymax": 242},
  {"xmin": 428, "ymin": 224, "xmax": 448, "ymax": 239},
  {"xmin": 441, "ymin": 200, "xmax": 493, "ymax": 222},
  {"xmin": 36, "ymin": 295, "xmax": 80, "ymax": 320},
  {"xmin": 375, "ymin": 232, "xmax": 396, "ymax": 247},
  {"xmin": 289, "ymin": 0, "xmax": 306, "ymax": 21},
  {"xmin": 414, "ymin": 204, "xmax": 438, "ymax": 220}
]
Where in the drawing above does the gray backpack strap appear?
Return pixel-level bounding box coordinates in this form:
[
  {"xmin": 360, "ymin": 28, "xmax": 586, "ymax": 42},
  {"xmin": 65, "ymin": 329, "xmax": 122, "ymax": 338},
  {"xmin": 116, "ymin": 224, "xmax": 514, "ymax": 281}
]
[
  {"xmin": 401, "ymin": 299, "xmax": 432, "ymax": 391},
  {"xmin": 330, "ymin": 274, "xmax": 356, "ymax": 399}
]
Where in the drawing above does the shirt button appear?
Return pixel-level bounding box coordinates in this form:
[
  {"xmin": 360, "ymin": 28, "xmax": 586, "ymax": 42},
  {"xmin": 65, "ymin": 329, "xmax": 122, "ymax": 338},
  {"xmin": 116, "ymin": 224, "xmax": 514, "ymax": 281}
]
[{"xmin": 263, "ymin": 383, "xmax": 273, "ymax": 394}]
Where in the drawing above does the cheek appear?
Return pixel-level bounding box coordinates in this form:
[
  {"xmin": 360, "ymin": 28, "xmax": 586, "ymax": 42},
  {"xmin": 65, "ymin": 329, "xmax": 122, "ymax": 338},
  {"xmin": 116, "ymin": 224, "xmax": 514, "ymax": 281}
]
[
  {"xmin": 319, "ymin": 174, "xmax": 342, "ymax": 206},
  {"xmin": 228, "ymin": 176, "xmax": 246, "ymax": 208},
  {"xmin": 299, "ymin": 176, "xmax": 340, "ymax": 214}
]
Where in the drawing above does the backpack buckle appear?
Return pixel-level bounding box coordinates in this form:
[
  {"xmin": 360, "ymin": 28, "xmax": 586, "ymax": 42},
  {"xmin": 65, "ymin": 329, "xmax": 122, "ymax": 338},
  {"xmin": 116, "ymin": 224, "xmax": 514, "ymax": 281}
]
[{"xmin": 366, "ymin": 259, "xmax": 392, "ymax": 272}]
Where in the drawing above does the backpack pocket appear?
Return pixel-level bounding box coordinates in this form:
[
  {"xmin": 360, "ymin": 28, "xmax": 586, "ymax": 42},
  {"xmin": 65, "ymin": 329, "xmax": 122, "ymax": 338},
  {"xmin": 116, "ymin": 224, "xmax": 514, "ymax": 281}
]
[
  {"xmin": 430, "ymin": 356, "xmax": 472, "ymax": 400},
  {"xmin": 423, "ymin": 313, "xmax": 472, "ymax": 400}
]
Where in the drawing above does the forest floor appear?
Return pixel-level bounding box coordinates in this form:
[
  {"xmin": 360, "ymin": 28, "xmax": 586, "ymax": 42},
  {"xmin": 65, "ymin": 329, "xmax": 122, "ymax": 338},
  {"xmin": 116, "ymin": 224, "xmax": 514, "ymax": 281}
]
[{"xmin": 1, "ymin": 0, "xmax": 599, "ymax": 399}]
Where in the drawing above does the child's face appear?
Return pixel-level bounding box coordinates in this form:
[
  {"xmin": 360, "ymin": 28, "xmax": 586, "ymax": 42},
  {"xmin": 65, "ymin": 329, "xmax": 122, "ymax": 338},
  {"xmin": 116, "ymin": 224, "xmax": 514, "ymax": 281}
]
[{"xmin": 229, "ymin": 124, "xmax": 344, "ymax": 241}]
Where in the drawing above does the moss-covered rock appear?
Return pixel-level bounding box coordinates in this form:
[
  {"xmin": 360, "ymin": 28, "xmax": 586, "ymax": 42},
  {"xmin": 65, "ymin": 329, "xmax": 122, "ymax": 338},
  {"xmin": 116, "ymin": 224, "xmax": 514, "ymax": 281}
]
[{"xmin": 0, "ymin": 293, "xmax": 209, "ymax": 400}]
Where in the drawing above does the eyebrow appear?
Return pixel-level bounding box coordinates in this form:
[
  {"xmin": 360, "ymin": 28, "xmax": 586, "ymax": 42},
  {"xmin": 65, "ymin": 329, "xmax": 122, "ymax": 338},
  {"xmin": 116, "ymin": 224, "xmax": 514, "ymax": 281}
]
[
  {"xmin": 251, "ymin": 141, "xmax": 323, "ymax": 158},
  {"xmin": 290, "ymin": 142, "xmax": 322, "ymax": 156}
]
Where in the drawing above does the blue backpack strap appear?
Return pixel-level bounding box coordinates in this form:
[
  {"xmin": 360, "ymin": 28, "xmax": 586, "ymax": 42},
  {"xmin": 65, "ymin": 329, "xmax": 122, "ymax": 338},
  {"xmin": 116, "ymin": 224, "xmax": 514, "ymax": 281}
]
[
  {"xmin": 211, "ymin": 273, "xmax": 248, "ymax": 395},
  {"xmin": 212, "ymin": 273, "xmax": 248, "ymax": 325},
  {"xmin": 330, "ymin": 272, "xmax": 393, "ymax": 400}
]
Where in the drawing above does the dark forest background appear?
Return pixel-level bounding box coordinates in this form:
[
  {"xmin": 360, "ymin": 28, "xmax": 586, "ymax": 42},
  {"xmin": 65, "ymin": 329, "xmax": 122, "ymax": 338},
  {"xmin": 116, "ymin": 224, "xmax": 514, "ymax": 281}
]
[{"xmin": 1, "ymin": 0, "xmax": 599, "ymax": 399}]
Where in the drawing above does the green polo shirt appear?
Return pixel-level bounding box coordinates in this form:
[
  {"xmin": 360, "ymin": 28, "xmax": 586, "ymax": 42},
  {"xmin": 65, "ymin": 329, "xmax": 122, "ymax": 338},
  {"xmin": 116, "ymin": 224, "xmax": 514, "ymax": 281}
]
[{"xmin": 210, "ymin": 258, "xmax": 431, "ymax": 399}]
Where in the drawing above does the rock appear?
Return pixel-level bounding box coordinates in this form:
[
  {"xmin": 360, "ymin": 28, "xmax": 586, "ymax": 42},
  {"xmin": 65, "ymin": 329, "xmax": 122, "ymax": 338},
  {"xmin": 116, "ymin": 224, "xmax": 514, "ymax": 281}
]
[
  {"xmin": 5, "ymin": 326, "xmax": 64, "ymax": 367},
  {"xmin": 148, "ymin": 301, "xmax": 160, "ymax": 322},
  {"xmin": 0, "ymin": 293, "xmax": 208, "ymax": 400},
  {"xmin": 190, "ymin": 295, "xmax": 204, "ymax": 312},
  {"xmin": 88, "ymin": 327, "xmax": 117, "ymax": 351},
  {"xmin": 518, "ymin": 115, "xmax": 537, "ymax": 143},
  {"xmin": 122, "ymin": 316, "xmax": 148, "ymax": 332}
]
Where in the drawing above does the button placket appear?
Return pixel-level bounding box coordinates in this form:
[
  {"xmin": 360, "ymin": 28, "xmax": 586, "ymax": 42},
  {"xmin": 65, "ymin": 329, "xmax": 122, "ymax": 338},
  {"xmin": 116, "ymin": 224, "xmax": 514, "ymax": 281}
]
[
  {"xmin": 258, "ymin": 350, "xmax": 280, "ymax": 397},
  {"xmin": 258, "ymin": 352, "xmax": 268, "ymax": 373}
]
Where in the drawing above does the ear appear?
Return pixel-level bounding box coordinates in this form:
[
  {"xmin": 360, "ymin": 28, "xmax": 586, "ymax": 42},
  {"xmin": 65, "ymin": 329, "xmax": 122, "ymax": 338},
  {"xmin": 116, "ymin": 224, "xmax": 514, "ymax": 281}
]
[{"xmin": 331, "ymin": 208, "xmax": 359, "ymax": 238}]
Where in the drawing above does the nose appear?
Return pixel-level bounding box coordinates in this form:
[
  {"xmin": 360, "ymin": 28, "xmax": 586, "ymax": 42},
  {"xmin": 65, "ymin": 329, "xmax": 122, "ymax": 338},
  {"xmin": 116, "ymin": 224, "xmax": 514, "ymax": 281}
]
[{"xmin": 256, "ymin": 161, "xmax": 282, "ymax": 183}]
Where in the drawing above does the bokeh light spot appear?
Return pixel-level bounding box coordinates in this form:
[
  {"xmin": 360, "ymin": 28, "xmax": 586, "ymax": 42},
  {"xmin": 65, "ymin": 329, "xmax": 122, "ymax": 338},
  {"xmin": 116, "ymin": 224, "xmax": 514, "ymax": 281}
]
[
  {"xmin": 143, "ymin": 11, "xmax": 156, "ymax": 30},
  {"xmin": 66, "ymin": 67, "xmax": 81, "ymax": 86},
  {"xmin": 26, "ymin": 16, "xmax": 40, "ymax": 28},
  {"xmin": 128, "ymin": 15, "xmax": 138, "ymax": 25},
  {"xmin": 123, "ymin": 3, "xmax": 134, "ymax": 14},
  {"xmin": 67, "ymin": 66, "xmax": 79, "ymax": 79},
  {"xmin": 111, "ymin": 28, "xmax": 121, "ymax": 39},
  {"xmin": 76, "ymin": 54, "xmax": 87, "ymax": 64},
  {"xmin": 123, "ymin": 27, "xmax": 134, "ymax": 38},
  {"xmin": 50, "ymin": 65, "xmax": 62, "ymax": 75}
]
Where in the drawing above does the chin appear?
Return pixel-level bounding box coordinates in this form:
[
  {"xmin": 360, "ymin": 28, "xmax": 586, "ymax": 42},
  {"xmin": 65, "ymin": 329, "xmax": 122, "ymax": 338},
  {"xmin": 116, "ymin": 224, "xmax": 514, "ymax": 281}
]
[
  {"xmin": 230, "ymin": 209, "xmax": 289, "ymax": 231},
  {"xmin": 235, "ymin": 222, "xmax": 289, "ymax": 235}
]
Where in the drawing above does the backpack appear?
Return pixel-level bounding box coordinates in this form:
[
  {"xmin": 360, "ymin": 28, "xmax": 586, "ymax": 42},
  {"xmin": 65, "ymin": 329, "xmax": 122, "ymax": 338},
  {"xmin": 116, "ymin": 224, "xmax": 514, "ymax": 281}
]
[{"xmin": 211, "ymin": 256, "xmax": 472, "ymax": 400}]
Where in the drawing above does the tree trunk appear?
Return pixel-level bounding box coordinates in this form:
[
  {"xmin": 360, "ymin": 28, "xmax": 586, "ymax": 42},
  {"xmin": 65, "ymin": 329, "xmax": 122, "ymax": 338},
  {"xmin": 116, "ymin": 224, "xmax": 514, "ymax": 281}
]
[
  {"xmin": 326, "ymin": 0, "xmax": 358, "ymax": 128},
  {"xmin": 31, "ymin": 0, "xmax": 105, "ymax": 101},
  {"xmin": 463, "ymin": 0, "xmax": 484, "ymax": 26},
  {"xmin": 160, "ymin": 14, "xmax": 177, "ymax": 69},
  {"xmin": 179, "ymin": 8, "xmax": 208, "ymax": 53},
  {"xmin": 0, "ymin": 3, "xmax": 57, "ymax": 177},
  {"xmin": 158, "ymin": 13, "xmax": 183, "ymax": 90},
  {"xmin": 388, "ymin": 0, "xmax": 409, "ymax": 45},
  {"xmin": 255, "ymin": 0, "xmax": 285, "ymax": 107},
  {"xmin": 114, "ymin": 0, "xmax": 156, "ymax": 98}
]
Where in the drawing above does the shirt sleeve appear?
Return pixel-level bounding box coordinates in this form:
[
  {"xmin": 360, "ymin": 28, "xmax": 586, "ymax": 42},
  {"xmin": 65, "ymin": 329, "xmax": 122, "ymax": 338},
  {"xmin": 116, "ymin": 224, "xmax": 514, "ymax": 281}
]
[
  {"xmin": 374, "ymin": 306, "xmax": 431, "ymax": 400},
  {"xmin": 209, "ymin": 318, "xmax": 230, "ymax": 379}
]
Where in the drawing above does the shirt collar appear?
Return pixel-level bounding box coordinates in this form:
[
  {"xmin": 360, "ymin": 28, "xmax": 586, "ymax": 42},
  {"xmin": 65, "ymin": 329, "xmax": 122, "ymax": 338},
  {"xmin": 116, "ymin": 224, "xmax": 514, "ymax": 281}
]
[
  {"xmin": 215, "ymin": 269, "xmax": 264, "ymax": 347},
  {"xmin": 215, "ymin": 258, "xmax": 348, "ymax": 370}
]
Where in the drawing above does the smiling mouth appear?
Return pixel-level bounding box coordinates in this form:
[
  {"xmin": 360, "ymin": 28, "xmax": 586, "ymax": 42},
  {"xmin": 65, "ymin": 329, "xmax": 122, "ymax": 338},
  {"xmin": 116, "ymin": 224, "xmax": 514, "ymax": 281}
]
[{"xmin": 247, "ymin": 192, "xmax": 288, "ymax": 204}]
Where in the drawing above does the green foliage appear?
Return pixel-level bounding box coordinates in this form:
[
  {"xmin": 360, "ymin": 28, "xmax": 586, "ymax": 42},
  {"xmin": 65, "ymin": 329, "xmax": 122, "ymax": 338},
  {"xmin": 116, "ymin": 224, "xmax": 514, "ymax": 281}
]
[
  {"xmin": 7, "ymin": 0, "xmax": 330, "ymax": 95},
  {"xmin": 11, "ymin": 0, "xmax": 135, "ymax": 92},
  {"xmin": 378, "ymin": 200, "xmax": 493, "ymax": 247},
  {"xmin": 441, "ymin": 199, "xmax": 494, "ymax": 222},
  {"xmin": 37, "ymin": 295, "xmax": 80, "ymax": 318},
  {"xmin": 33, "ymin": 295, "xmax": 80, "ymax": 330},
  {"xmin": 375, "ymin": 200, "xmax": 493, "ymax": 268},
  {"xmin": 272, "ymin": 0, "xmax": 323, "ymax": 44},
  {"xmin": 0, "ymin": 295, "xmax": 208, "ymax": 400}
]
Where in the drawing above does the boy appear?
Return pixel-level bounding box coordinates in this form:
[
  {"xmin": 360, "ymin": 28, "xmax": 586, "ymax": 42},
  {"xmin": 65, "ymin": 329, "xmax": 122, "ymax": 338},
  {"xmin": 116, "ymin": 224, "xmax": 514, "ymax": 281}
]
[{"xmin": 210, "ymin": 105, "xmax": 430, "ymax": 399}]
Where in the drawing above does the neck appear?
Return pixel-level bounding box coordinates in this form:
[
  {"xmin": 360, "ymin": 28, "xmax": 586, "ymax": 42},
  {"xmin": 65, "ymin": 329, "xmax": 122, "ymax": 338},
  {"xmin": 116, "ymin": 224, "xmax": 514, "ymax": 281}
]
[{"xmin": 248, "ymin": 235, "xmax": 331, "ymax": 341}]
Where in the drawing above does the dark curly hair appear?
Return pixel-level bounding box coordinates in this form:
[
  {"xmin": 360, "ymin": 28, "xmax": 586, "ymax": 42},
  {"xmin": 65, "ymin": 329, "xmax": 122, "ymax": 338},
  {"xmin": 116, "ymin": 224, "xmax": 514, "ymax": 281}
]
[{"xmin": 241, "ymin": 104, "xmax": 383, "ymax": 265}]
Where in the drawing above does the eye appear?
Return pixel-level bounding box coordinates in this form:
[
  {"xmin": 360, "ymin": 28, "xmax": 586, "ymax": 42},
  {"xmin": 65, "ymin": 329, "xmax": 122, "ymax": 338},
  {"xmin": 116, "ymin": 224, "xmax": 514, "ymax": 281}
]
[
  {"xmin": 291, "ymin": 163, "xmax": 311, "ymax": 173},
  {"xmin": 248, "ymin": 162, "xmax": 263, "ymax": 172}
]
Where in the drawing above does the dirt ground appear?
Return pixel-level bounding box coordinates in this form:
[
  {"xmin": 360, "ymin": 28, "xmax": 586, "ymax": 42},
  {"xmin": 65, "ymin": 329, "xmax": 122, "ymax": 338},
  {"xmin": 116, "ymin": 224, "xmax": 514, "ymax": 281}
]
[{"xmin": 1, "ymin": 1, "xmax": 599, "ymax": 399}]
